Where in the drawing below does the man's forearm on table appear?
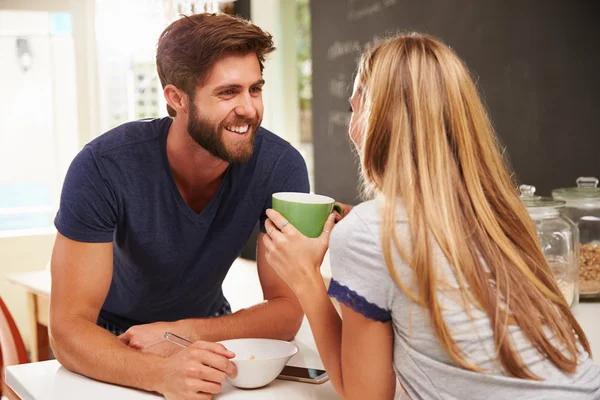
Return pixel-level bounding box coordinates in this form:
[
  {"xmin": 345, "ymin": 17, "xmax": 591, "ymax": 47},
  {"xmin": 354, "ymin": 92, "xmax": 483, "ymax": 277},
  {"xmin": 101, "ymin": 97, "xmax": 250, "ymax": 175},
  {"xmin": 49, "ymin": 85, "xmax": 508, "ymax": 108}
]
[
  {"xmin": 179, "ymin": 296, "xmax": 304, "ymax": 342},
  {"xmin": 51, "ymin": 317, "xmax": 164, "ymax": 392}
]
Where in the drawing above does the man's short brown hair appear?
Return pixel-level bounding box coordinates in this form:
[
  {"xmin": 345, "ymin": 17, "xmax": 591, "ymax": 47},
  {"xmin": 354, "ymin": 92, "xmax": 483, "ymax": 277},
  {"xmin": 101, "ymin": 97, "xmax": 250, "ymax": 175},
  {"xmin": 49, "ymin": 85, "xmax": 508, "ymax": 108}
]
[{"xmin": 156, "ymin": 13, "xmax": 275, "ymax": 117}]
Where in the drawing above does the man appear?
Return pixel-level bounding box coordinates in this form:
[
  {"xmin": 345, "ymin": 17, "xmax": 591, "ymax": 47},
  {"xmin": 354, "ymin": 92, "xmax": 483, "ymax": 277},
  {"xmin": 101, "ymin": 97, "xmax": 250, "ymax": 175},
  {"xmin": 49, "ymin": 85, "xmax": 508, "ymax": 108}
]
[{"xmin": 50, "ymin": 13, "xmax": 332, "ymax": 399}]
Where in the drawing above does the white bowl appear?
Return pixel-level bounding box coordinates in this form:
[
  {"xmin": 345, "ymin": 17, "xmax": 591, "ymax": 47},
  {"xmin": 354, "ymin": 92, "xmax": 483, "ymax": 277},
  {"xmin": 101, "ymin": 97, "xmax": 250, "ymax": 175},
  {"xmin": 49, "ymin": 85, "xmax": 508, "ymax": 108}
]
[{"xmin": 218, "ymin": 338, "xmax": 298, "ymax": 389}]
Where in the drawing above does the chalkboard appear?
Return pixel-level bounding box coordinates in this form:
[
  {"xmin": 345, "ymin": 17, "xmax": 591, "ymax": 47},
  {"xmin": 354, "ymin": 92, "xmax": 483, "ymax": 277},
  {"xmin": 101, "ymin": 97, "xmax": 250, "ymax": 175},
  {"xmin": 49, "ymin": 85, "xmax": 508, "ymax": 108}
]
[{"xmin": 311, "ymin": 0, "xmax": 600, "ymax": 203}]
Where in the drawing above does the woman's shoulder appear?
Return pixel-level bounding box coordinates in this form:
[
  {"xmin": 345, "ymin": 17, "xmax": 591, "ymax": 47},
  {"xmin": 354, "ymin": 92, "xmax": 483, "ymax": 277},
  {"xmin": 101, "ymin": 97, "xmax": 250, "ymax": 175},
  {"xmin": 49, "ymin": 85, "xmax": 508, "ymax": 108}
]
[
  {"xmin": 337, "ymin": 197, "xmax": 408, "ymax": 229},
  {"xmin": 330, "ymin": 197, "xmax": 410, "ymax": 255},
  {"xmin": 329, "ymin": 199, "xmax": 386, "ymax": 251},
  {"xmin": 351, "ymin": 198, "xmax": 380, "ymax": 217},
  {"xmin": 332, "ymin": 199, "xmax": 378, "ymax": 237}
]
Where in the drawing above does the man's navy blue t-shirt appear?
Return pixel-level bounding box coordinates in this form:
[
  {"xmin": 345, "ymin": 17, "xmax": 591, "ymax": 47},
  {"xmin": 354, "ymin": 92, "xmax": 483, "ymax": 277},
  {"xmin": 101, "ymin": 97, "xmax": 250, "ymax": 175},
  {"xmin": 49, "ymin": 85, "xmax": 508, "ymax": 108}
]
[{"xmin": 54, "ymin": 117, "xmax": 309, "ymax": 330}]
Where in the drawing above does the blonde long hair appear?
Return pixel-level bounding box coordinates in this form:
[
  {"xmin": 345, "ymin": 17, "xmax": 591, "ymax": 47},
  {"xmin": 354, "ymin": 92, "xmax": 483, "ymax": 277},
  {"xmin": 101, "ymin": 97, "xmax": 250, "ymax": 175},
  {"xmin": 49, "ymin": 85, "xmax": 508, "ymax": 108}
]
[{"xmin": 356, "ymin": 33, "xmax": 590, "ymax": 379}]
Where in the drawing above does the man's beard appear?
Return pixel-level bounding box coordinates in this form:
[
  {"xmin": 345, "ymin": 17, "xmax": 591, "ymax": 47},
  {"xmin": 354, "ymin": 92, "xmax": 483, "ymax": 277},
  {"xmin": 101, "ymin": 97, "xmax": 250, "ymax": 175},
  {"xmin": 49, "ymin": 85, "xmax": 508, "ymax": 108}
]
[{"xmin": 186, "ymin": 102, "xmax": 260, "ymax": 163}]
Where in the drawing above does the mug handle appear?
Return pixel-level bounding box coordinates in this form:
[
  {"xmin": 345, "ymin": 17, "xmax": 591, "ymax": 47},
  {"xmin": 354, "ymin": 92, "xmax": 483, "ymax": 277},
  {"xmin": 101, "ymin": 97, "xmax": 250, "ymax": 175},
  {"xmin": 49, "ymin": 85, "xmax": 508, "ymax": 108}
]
[{"xmin": 333, "ymin": 203, "xmax": 343, "ymax": 216}]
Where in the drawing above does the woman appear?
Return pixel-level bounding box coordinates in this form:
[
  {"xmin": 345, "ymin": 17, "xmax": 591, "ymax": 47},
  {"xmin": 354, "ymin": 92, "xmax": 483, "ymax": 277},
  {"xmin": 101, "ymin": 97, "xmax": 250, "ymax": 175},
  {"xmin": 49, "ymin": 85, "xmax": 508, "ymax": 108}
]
[{"xmin": 263, "ymin": 33, "xmax": 600, "ymax": 399}]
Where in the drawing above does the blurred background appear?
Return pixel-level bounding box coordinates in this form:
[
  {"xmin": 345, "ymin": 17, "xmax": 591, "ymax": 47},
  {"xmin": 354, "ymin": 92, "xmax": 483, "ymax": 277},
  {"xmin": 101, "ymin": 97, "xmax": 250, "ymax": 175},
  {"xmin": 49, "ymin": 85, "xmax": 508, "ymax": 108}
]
[{"xmin": 0, "ymin": 0, "xmax": 598, "ymax": 359}]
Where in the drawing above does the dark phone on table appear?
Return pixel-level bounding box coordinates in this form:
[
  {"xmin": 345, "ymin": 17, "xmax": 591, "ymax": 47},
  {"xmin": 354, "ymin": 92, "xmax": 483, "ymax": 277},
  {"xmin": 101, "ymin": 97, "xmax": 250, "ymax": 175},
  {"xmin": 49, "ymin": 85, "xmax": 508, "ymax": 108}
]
[{"xmin": 277, "ymin": 365, "xmax": 329, "ymax": 384}]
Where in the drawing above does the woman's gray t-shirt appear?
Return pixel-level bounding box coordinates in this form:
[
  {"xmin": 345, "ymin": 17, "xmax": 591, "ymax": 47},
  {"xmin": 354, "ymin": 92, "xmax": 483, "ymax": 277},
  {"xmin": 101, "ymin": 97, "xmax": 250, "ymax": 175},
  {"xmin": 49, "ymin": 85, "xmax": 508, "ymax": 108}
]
[{"xmin": 328, "ymin": 198, "xmax": 600, "ymax": 400}]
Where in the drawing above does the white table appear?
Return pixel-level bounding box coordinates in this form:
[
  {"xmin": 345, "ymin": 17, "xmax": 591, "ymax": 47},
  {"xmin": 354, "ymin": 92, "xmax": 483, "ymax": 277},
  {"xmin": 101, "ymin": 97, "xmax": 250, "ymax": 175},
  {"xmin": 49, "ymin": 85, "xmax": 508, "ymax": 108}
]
[
  {"xmin": 574, "ymin": 302, "xmax": 600, "ymax": 359},
  {"xmin": 5, "ymin": 258, "xmax": 345, "ymax": 399},
  {"xmin": 5, "ymin": 257, "xmax": 599, "ymax": 400},
  {"xmin": 5, "ymin": 258, "xmax": 405, "ymax": 399},
  {"xmin": 5, "ymin": 324, "xmax": 342, "ymax": 400}
]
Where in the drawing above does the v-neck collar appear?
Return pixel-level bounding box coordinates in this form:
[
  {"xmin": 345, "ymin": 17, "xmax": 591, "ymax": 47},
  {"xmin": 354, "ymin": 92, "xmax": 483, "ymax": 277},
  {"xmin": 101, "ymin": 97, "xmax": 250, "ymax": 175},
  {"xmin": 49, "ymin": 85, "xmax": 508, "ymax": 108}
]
[{"xmin": 159, "ymin": 119, "xmax": 232, "ymax": 221}]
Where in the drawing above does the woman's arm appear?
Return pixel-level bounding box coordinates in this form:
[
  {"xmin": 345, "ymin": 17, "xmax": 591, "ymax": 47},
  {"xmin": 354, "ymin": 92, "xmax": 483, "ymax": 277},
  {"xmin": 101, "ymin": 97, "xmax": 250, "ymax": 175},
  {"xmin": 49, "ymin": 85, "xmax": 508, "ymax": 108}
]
[
  {"xmin": 263, "ymin": 208, "xmax": 396, "ymax": 399},
  {"xmin": 339, "ymin": 300, "xmax": 396, "ymax": 399},
  {"xmin": 296, "ymin": 281, "xmax": 396, "ymax": 399}
]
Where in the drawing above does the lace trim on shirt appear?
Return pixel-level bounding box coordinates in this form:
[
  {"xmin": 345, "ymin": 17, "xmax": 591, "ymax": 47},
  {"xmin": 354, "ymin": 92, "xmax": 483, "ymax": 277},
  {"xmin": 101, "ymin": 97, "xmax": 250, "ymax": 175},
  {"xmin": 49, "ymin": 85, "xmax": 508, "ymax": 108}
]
[{"xmin": 328, "ymin": 279, "xmax": 391, "ymax": 322}]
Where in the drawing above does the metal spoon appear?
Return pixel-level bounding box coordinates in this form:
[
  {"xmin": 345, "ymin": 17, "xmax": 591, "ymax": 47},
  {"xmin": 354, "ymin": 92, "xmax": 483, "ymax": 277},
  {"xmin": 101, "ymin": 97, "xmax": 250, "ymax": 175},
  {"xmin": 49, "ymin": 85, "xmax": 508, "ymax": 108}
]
[{"xmin": 164, "ymin": 331, "xmax": 193, "ymax": 348}]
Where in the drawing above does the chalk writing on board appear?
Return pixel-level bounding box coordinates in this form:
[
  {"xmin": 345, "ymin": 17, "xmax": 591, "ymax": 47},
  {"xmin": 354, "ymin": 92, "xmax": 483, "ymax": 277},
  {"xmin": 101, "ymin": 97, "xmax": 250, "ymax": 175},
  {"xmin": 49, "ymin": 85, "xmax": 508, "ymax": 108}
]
[
  {"xmin": 328, "ymin": 111, "xmax": 352, "ymax": 136},
  {"xmin": 327, "ymin": 40, "xmax": 362, "ymax": 61},
  {"xmin": 347, "ymin": 0, "xmax": 397, "ymax": 21},
  {"xmin": 329, "ymin": 74, "xmax": 350, "ymax": 100}
]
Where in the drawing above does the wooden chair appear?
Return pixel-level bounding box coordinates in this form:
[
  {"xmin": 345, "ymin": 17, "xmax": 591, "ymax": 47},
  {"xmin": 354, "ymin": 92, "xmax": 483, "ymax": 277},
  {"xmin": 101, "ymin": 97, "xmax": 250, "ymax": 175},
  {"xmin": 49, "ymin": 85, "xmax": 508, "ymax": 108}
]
[{"xmin": 0, "ymin": 297, "xmax": 29, "ymax": 399}]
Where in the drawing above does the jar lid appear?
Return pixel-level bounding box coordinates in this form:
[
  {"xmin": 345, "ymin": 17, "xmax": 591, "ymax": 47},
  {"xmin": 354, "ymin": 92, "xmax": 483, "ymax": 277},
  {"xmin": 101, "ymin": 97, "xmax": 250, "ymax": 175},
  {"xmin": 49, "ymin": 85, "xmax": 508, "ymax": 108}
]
[
  {"xmin": 552, "ymin": 177, "xmax": 600, "ymax": 204},
  {"xmin": 520, "ymin": 185, "xmax": 565, "ymax": 217}
]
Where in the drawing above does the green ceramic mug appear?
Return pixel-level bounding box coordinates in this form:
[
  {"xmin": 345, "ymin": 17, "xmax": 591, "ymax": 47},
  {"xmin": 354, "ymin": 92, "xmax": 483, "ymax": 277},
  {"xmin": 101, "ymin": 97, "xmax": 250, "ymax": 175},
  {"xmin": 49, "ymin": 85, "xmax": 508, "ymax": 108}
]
[{"xmin": 272, "ymin": 192, "xmax": 343, "ymax": 238}]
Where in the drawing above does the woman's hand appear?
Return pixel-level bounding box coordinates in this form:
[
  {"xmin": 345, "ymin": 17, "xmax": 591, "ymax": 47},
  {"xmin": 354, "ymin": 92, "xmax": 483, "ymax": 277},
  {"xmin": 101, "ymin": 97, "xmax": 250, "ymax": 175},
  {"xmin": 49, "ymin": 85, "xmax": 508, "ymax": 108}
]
[{"xmin": 263, "ymin": 209, "xmax": 336, "ymax": 297}]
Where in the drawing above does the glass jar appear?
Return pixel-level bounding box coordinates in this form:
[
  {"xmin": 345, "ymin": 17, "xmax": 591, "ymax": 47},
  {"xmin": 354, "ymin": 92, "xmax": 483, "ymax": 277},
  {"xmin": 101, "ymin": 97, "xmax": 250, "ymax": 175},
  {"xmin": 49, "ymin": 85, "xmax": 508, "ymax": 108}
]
[
  {"xmin": 520, "ymin": 185, "xmax": 579, "ymax": 307},
  {"xmin": 552, "ymin": 177, "xmax": 600, "ymax": 299}
]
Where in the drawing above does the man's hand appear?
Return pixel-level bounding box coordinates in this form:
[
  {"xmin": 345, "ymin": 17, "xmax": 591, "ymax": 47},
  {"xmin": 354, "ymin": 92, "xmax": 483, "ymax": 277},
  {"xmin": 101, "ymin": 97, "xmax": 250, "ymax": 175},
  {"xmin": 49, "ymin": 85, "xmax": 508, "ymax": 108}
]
[
  {"xmin": 156, "ymin": 340, "xmax": 237, "ymax": 400},
  {"xmin": 119, "ymin": 321, "xmax": 186, "ymax": 351},
  {"xmin": 142, "ymin": 340, "xmax": 186, "ymax": 358}
]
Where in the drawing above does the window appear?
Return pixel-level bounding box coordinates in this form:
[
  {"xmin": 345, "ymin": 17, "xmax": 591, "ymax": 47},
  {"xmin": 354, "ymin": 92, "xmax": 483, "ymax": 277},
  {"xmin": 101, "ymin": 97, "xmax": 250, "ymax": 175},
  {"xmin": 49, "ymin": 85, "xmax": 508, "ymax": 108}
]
[
  {"xmin": 95, "ymin": 0, "xmax": 167, "ymax": 131},
  {"xmin": 0, "ymin": 10, "xmax": 78, "ymax": 236}
]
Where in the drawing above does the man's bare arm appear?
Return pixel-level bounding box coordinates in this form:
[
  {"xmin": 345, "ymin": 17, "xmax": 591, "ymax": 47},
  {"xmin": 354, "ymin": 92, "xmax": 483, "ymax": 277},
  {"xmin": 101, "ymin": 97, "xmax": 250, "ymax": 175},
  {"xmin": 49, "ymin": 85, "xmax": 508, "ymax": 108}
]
[
  {"xmin": 120, "ymin": 233, "xmax": 304, "ymax": 346},
  {"xmin": 50, "ymin": 233, "xmax": 236, "ymax": 397}
]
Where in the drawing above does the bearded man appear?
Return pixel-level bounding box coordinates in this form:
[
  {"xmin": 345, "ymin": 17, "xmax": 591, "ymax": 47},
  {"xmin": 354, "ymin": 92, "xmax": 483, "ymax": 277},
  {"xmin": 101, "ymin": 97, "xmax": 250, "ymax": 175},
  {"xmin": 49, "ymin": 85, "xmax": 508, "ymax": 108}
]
[{"xmin": 49, "ymin": 13, "xmax": 333, "ymax": 399}]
